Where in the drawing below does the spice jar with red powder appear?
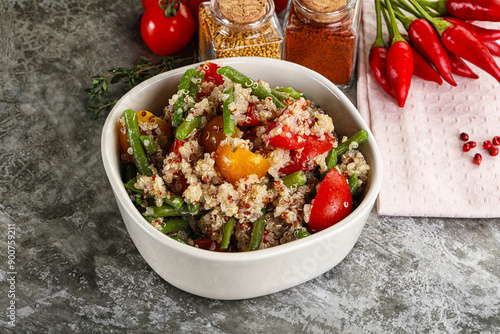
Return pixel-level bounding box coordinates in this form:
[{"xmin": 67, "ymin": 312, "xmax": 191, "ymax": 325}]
[
  {"xmin": 198, "ymin": 0, "xmax": 284, "ymax": 60},
  {"xmin": 283, "ymin": 0, "xmax": 362, "ymax": 87}
]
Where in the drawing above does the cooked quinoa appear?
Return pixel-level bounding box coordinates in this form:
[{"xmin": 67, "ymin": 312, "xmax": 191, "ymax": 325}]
[{"xmin": 119, "ymin": 62, "xmax": 371, "ymax": 252}]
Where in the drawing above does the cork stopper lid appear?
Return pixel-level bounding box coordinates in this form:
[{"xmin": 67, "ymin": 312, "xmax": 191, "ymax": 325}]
[
  {"xmin": 300, "ymin": 0, "xmax": 347, "ymax": 13},
  {"xmin": 219, "ymin": 0, "xmax": 267, "ymax": 24}
]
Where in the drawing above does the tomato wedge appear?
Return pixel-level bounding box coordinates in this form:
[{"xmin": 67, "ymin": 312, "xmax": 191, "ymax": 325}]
[
  {"xmin": 266, "ymin": 122, "xmax": 306, "ymax": 150},
  {"xmin": 278, "ymin": 135, "xmax": 334, "ymax": 175},
  {"xmin": 308, "ymin": 168, "xmax": 353, "ymax": 232},
  {"xmin": 298, "ymin": 135, "xmax": 334, "ymax": 163},
  {"xmin": 239, "ymin": 102, "xmax": 261, "ymax": 127}
]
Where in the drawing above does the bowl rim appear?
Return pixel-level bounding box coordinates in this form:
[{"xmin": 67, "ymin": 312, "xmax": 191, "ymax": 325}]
[{"xmin": 101, "ymin": 57, "xmax": 383, "ymax": 262}]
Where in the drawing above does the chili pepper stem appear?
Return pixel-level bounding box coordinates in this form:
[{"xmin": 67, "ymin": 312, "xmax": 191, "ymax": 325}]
[
  {"xmin": 406, "ymin": 0, "xmax": 451, "ymax": 35},
  {"xmin": 385, "ymin": 0, "xmax": 405, "ymax": 43},
  {"xmin": 372, "ymin": 0, "xmax": 386, "ymax": 49}
]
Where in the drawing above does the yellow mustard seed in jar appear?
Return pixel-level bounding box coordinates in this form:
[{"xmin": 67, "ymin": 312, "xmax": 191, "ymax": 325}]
[{"xmin": 198, "ymin": 0, "xmax": 284, "ymax": 61}]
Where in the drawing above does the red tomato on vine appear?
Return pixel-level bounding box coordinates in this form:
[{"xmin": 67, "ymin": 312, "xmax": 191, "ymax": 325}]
[{"xmin": 140, "ymin": 0, "xmax": 195, "ymax": 56}]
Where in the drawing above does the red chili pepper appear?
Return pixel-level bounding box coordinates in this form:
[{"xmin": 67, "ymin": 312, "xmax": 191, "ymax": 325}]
[
  {"xmin": 387, "ymin": 40, "xmax": 414, "ymax": 107},
  {"xmin": 369, "ymin": 0, "xmax": 397, "ymax": 100},
  {"xmin": 440, "ymin": 25, "xmax": 500, "ymax": 83},
  {"xmin": 484, "ymin": 41, "xmax": 500, "ymax": 57},
  {"xmin": 446, "ymin": 50, "xmax": 479, "ymax": 79},
  {"xmin": 369, "ymin": 47, "xmax": 398, "ymax": 99},
  {"xmin": 407, "ymin": 38, "xmax": 443, "ymax": 85},
  {"xmin": 408, "ymin": 0, "xmax": 500, "ymax": 83},
  {"xmin": 441, "ymin": 0, "xmax": 500, "ymax": 22},
  {"xmin": 407, "ymin": 18, "xmax": 457, "ymax": 86},
  {"xmin": 385, "ymin": 0, "xmax": 414, "ymax": 107},
  {"xmin": 443, "ymin": 17, "xmax": 500, "ymax": 42}
]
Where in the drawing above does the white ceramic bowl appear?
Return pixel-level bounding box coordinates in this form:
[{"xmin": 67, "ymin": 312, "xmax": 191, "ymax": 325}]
[{"xmin": 101, "ymin": 57, "xmax": 382, "ymax": 300}]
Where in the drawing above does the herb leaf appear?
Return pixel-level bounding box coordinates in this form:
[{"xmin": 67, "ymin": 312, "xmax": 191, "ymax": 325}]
[{"xmin": 85, "ymin": 53, "xmax": 195, "ymax": 118}]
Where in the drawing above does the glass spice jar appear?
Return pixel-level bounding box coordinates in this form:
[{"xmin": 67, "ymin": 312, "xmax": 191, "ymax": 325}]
[
  {"xmin": 283, "ymin": 0, "xmax": 362, "ymax": 87},
  {"xmin": 198, "ymin": 0, "xmax": 284, "ymax": 61}
]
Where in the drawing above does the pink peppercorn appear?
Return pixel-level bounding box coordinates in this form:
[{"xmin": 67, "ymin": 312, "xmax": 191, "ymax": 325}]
[
  {"xmin": 473, "ymin": 153, "xmax": 482, "ymax": 165},
  {"xmin": 459, "ymin": 132, "xmax": 469, "ymax": 141},
  {"xmin": 489, "ymin": 146, "xmax": 499, "ymax": 156}
]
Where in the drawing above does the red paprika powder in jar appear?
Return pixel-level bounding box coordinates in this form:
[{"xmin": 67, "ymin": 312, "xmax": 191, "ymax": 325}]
[{"xmin": 284, "ymin": 0, "xmax": 362, "ymax": 87}]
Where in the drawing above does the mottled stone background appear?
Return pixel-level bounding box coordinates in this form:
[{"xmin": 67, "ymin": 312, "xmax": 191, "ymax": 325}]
[{"xmin": 0, "ymin": 0, "xmax": 499, "ymax": 333}]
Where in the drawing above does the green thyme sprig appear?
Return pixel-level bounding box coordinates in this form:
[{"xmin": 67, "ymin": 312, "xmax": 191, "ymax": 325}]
[{"xmin": 85, "ymin": 54, "xmax": 195, "ymax": 118}]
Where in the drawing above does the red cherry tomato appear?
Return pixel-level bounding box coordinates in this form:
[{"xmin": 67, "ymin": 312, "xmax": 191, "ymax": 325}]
[
  {"xmin": 200, "ymin": 62, "xmax": 224, "ymax": 85},
  {"xmin": 239, "ymin": 102, "xmax": 261, "ymax": 127},
  {"xmin": 278, "ymin": 135, "xmax": 333, "ymax": 175},
  {"xmin": 140, "ymin": 1, "xmax": 195, "ymax": 56},
  {"xmin": 266, "ymin": 122, "xmax": 306, "ymax": 150},
  {"xmin": 273, "ymin": 0, "xmax": 288, "ymax": 14},
  {"xmin": 297, "ymin": 135, "xmax": 334, "ymax": 163},
  {"xmin": 308, "ymin": 168, "xmax": 353, "ymax": 232}
]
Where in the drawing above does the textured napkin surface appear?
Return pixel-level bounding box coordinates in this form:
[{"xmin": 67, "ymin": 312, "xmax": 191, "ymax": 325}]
[{"xmin": 357, "ymin": 0, "xmax": 500, "ymax": 217}]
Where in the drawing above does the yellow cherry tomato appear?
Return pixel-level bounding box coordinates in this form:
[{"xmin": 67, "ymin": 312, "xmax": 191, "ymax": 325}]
[{"xmin": 215, "ymin": 145, "xmax": 271, "ymax": 185}]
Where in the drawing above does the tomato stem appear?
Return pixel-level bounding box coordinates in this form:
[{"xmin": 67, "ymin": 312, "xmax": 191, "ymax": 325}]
[{"xmin": 159, "ymin": 0, "xmax": 180, "ymax": 17}]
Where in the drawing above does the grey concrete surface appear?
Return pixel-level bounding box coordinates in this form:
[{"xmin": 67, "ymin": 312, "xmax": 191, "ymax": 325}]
[{"xmin": 1, "ymin": 0, "xmax": 499, "ymax": 333}]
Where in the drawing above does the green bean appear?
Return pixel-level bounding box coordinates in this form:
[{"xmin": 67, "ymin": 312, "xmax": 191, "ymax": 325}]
[
  {"xmin": 294, "ymin": 229, "xmax": 311, "ymax": 239},
  {"xmin": 123, "ymin": 109, "xmax": 152, "ymax": 176},
  {"xmin": 139, "ymin": 135, "xmax": 158, "ymax": 156},
  {"xmin": 222, "ymin": 87, "xmax": 235, "ymax": 134},
  {"xmin": 175, "ymin": 115, "xmax": 202, "ymax": 140},
  {"xmin": 148, "ymin": 204, "xmax": 206, "ymax": 218},
  {"xmin": 348, "ymin": 173, "xmax": 359, "ymax": 196},
  {"xmin": 276, "ymin": 86, "xmax": 303, "ymax": 99},
  {"xmin": 335, "ymin": 130, "xmax": 369, "ymax": 156},
  {"xmin": 217, "ymin": 66, "xmax": 286, "ymax": 108},
  {"xmin": 149, "ymin": 204, "xmax": 184, "ymax": 217},
  {"xmin": 173, "ymin": 69, "xmax": 196, "ymax": 124},
  {"xmin": 187, "ymin": 202, "xmax": 200, "ymax": 213},
  {"xmin": 124, "ymin": 178, "xmax": 184, "ymax": 209},
  {"xmin": 281, "ymin": 171, "xmax": 307, "ymax": 189},
  {"xmin": 161, "ymin": 218, "xmax": 189, "ymax": 234},
  {"xmin": 248, "ymin": 209, "xmax": 267, "ymax": 251},
  {"xmin": 188, "ymin": 70, "xmax": 205, "ymax": 101},
  {"xmin": 270, "ymin": 89, "xmax": 289, "ymax": 101},
  {"xmin": 170, "ymin": 234, "xmax": 190, "ymax": 245},
  {"xmin": 220, "ymin": 217, "xmax": 236, "ymax": 250},
  {"xmin": 325, "ymin": 148, "xmax": 338, "ymax": 172},
  {"xmin": 325, "ymin": 130, "xmax": 369, "ymax": 174}
]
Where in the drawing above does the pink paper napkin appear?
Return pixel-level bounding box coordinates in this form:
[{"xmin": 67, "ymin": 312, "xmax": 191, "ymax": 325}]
[{"xmin": 357, "ymin": 0, "xmax": 500, "ymax": 217}]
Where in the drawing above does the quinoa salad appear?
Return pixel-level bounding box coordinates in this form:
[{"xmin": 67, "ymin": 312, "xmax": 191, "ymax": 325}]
[{"xmin": 118, "ymin": 62, "xmax": 371, "ymax": 252}]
